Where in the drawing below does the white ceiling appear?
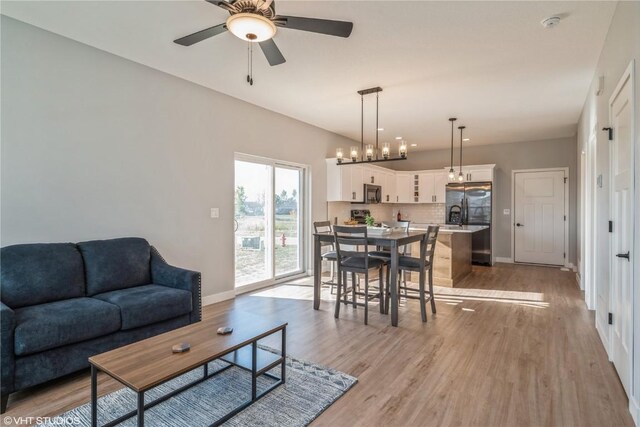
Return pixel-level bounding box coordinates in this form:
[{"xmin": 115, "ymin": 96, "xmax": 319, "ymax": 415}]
[{"xmin": 2, "ymin": 0, "xmax": 616, "ymax": 150}]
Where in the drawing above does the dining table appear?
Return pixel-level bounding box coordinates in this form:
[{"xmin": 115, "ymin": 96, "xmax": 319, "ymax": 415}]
[{"xmin": 313, "ymin": 229, "xmax": 429, "ymax": 327}]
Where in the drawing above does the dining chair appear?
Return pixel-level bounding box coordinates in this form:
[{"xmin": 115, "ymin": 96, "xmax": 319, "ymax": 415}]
[
  {"xmin": 393, "ymin": 226, "xmax": 439, "ymax": 322},
  {"xmin": 333, "ymin": 225, "xmax": 387, "ymax": 325},
  {"xmin": 314, "ymin": 221, "xmax": 338, "ymax": 294},
  {"xmin": 370, "ymin": 220, "xmax": 410, "ymax": 292}
]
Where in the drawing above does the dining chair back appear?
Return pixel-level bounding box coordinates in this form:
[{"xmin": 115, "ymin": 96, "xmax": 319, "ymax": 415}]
[
  {"xmin": 395, "ymin": 225, "xmax": 440, "ymax": 322},
  {"xmin": 314, "ymin": 221, "xmax": 337, "ymax": 293},
  {"xmin": 333, "ymin": 225, "xmax": 369, "ymax": 270},
  {"xmin": 333, "ymin": 225, "xmax": 386, "ymax": 325}
]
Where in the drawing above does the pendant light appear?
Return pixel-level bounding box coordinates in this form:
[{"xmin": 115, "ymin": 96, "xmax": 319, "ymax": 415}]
[
  {"xmin": 448, "ymin": 118, "xmax": 457, "ymax": 180},
  {"xmin": 457, "ymin": 125, "xmax": 466, "ymax": 182},
  {"xmin": 336, "ymin": 86, "xmax": 408, "ymax": 165}
]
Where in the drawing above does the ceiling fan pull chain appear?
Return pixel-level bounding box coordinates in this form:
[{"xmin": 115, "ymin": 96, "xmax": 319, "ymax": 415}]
[
  {"xmin": 247, "ymin": 42, "xmax": 254, "ymax": 86},
  {"xmin": 247, "ymin": 41, "xmax": 251, "ymax": 84}
]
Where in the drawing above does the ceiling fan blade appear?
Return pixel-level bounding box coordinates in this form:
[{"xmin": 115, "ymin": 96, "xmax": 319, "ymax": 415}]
[
  {"xmin": 259, "ymin": 39, "xmax": 286, "ymax": 66},
  {"xmin": 205, "ymin": 0, "xmax": 236, "ymax": 12},
  {"xmin": 274, "ymin": 16, "xmax": 353, "ymax": 38},
  {"xmin": 174, "ymin": 23, "xmax": 227, "ymax": 46}
]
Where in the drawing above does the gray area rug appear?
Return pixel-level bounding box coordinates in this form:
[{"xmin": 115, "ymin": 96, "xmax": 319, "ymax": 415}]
[{"xmin": 39, "ymin": 349, "xmax": 356, "ymax": 427}]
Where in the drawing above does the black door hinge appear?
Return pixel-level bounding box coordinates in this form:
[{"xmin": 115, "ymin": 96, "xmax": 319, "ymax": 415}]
[
  {"xmin": 564, "ymin": 177, "xmax": 568, "ymax": 184},
  {"xmin": 563, "ymin": 252, "xmax": 566, "ymax": 258},
  {"xmin": 603, "ymin": 127, "xmax": 613, "ymax": 141},
  {"xmin": 564, "ymin": 215, "xmax": 567, "ymax": 221},
  {"xmin": 609, "ymin": 312, "xmax": 613, "ymax": 325},
  {"xmin": 609, "ymin": 221, "xmax": 613, "ymax": 233}
]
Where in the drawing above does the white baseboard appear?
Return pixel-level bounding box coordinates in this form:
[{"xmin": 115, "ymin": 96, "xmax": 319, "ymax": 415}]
[
  {"xmin": 595, "ymin": 318, "xmax": 611, "ymax": 360},
  {"xmin": 495, "ymin": 257, "xmax": 514, "ymax": 264},
  {"xmin": 630, "ymin": 396, "xmax": 639, "ymax": 426},
  {"xmin": 202, "ymin": 290, "xmax": 236, "ymax": 306}
]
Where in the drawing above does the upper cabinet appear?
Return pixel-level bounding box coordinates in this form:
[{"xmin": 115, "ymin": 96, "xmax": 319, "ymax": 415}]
[
  {"xmin": 418, "ymin": 171, "xmax": 447, "ymax": 203},
  {"xmin": 433, "ymin": 172, "xmax": 447, "ymax": 203},
  {"xmin": 382, "ymin": 171, "xmax": 397, "ymax": 204},
  {"xmin": 395, "ymin": 173, "xmax": 414, "ymax": 203},
  {"xmin": 327, "ymin": 158, "xmax": 494, "ymax": 204},
  {"xmin": 327, "ymin": 159, "xmax": 364, "ymax": 202},
  {"xmin": 444, "ymin": 164, "xmax": 495, "ymax": 183}
]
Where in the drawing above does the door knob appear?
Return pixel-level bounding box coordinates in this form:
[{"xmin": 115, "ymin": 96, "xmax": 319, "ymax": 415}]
[
  {"xmin": 616, "ymin": 251, "xmax": 630, "ymax": 261},
  {"xmin": 516, "ymin": 223, "xmax": 524, "ymax": 227}
]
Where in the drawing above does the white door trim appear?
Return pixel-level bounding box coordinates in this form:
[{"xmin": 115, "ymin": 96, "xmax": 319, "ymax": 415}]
[
  {"xmin": 233, "ymin": 152, "xmax": 311, "ymax": 293},
  {"xmin": 583, "ymin": 125, "xmax": 598, "ymax": 310},
  {"xmin": 607, "ymin": 60, "xmax": 635, "ymax": 407},
  {"xmin": 510, "ymin": 167, "xmax": 570, "ymax": 268}
]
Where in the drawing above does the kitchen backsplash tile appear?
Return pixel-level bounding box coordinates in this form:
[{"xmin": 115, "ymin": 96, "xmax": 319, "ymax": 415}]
[
  {"xmin": 327, "ymin": 202, "xmax": 446, "ymax": 225},
  {"xmin": 394, "ymin": 203, "xmax": 446, "ymax": 224}
]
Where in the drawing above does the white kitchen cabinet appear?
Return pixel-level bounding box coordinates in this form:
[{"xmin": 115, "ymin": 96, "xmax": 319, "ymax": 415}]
[
  {"xmin": 396, "ymin": 173, "xmax": 414, "ymax": 203},
  {"xmin": 363, "ymin": 167, "xmax": 383, "ymax": 186},
  {"xmin": 433, "ymin": 171, "xmax": 447, "ymax": 203},
  {"xmin": 382, "ymin": 171, "xmax": 396, "ymax": 203},
  {"xmin": 418, "ymin": 173, "xmax": 435, "ymax": 203},
  {"xmin": 444, "ymin": 164, "xmax": 495, "ymax": 183},
  {"xmin": 465, "ymin": 166, "xmax": 493, "ymax": 182},
  {"xmin": 350, "ymin": 165, "xmax": 364, "ymax": 202},
  {"xmin": 326, "ymin": 159, "xmax": 365, "ymax": 202}
]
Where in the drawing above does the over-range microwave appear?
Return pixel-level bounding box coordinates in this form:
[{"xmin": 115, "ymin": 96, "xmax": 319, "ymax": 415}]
[{"xmin": 363, "ymin": 184, "xmax": 382, "ymax": 204}]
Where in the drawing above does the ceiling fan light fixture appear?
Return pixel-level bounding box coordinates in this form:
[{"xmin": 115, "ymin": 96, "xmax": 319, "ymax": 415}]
[{"xmin": 226, "ymin": 13, "xmax": 276, "ymax": 42}]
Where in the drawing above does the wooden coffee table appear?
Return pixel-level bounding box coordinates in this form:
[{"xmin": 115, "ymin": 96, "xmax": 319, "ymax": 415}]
[{"xmin": 88, "ymin": 312, "xmax": 287, "ymax": 427}]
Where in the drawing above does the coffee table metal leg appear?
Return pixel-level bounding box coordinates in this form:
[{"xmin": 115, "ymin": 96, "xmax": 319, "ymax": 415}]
[
  {"xmin": 281, "ymin": 326, "xmax": 287, "ymax": 384},
  {"xmin": 91, "ymin": 365, "xmax": 98, "ymax": 427},
  {"xmin": 251, "ymin": 341, "xmax": 257, "ymax": 400},
  {"xmin": 137, "ymin": 391, "xmax": 144, "ymax": 427}
]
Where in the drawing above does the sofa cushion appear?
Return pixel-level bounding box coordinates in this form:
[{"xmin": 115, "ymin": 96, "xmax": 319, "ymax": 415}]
[
  {"xmin": 1, "ymin": 243, "xmax": 85, "ymax": 308},
  {"xmin": 93, "ymin": 284, "xmax": 192, "ymax": 330},
  {"xmin": 14, "ymin": 297, "xmax": 121, "ymax": 356},
  {"xmin": 78, "ymin": 237, "xmax": 151, "ymax": 296}
]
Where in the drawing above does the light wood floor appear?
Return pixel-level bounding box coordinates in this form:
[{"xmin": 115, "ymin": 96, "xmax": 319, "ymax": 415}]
[{"xmin": 5, "ymin": 264, "xmax": 634, "ymax": 426}]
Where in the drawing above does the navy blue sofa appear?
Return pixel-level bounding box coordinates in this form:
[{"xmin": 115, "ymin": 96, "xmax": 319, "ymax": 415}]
[{"xmin": 0, "ymin": 237, "xmax": 201, "ymax": 413}]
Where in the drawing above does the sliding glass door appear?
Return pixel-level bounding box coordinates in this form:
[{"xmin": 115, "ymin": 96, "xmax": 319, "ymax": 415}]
[{"xmin": 234, "ymin": 155, "xmax": 305, "ymax": 288}]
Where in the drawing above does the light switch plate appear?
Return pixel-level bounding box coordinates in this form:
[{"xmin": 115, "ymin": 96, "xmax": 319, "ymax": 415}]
[
  {"xmin": 210, "ymin": 208, "xmax": 219, "ymax": 218},
  {"xmin": 503, "ymin": 209, "xmax": 510, "ymax": 215}
]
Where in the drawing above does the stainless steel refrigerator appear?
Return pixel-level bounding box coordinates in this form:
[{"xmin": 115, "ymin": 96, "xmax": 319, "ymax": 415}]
[{"xmin": 445, "ymin": 182, "xmax": 492, "ymax": 265}]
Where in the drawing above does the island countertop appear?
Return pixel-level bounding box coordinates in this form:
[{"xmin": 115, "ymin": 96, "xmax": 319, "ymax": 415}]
[{"xmin": 409, "ymin": 224, "xmax": 489, "ymax": 234}]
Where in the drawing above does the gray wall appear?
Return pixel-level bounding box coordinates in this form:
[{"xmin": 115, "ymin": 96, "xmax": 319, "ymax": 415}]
[
  {"xmin": 0, "ymin": 16, "xmax": 354, "ymax": 300},
  {"xmin": 387, "ymin": 137, "xmax": 578, "ymax": 264}
]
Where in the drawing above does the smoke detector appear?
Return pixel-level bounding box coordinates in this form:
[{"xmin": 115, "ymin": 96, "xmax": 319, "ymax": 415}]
[{"xmin": 541, "ymin": 16, "xmax": 561, "ymax": 28}]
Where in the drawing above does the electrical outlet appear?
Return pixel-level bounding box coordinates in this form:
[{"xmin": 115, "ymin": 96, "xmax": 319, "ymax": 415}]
[
  {"xmin": 210, "ymin": 208, "xmax": 219, "ymax": 219},
  {"xmin": 503, "ymin": 209, "xmax": 510, "ymax": 215}
]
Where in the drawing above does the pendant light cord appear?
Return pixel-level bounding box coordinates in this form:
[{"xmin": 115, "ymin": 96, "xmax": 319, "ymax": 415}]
[
  {"xmin": 458, "ymin": 126, "xmax": 465, "ymax": 172},
  {"xmin": 449, "ymin": 118, "xmax": 457, "ymax": 172}
]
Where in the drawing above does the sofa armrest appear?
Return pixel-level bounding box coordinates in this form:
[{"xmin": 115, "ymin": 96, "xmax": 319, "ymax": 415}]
[
  {"xmin": 1, "ymin": 302, "xmax": 15, "ymax": 396},
  {"xmin": 150, "ymin": 247, "xmax": 201, "ymax": 323}
]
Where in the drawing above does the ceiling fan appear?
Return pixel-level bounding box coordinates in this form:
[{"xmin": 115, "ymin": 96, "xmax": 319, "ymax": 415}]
[{"xmin": 174, "ymin": 0, "xmax": 354, "ymax": 68}]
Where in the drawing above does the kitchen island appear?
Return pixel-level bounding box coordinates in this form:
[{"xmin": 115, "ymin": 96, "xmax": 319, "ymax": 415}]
[{"xmin": 409, "ymin": 224, "xmax": 489, "ymax": 287}]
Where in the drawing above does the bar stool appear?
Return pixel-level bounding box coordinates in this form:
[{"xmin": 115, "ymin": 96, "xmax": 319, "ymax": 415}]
[
  {"xmin": 313, "ymin": 221, "xmax": 337, "ymax": 294},
  {"xmin": 333, "ymin": 226, "xmax": 387, "ymax": 325},
  {"xmin": 394, "ymin": 226, "xmax": 439, "ymax": 322}
]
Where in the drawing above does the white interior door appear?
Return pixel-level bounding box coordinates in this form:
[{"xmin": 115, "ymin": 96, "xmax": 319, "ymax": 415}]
[
  {"xmin": 609, "ymin": 67, "xmax": 634, "ymax": 397},
  {"xmin": 514, "ymin": 170, "xmax": 566, "ymax": 265}
]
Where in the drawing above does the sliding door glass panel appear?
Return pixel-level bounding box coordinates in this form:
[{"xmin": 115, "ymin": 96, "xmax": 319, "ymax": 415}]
[
  {"xmin": 274, "ymin": 166, "xmax": 303, "ymax": 277},
  {"xmin": 234, "ymin": 160, "xmax": 272, "ymax": 287}
]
